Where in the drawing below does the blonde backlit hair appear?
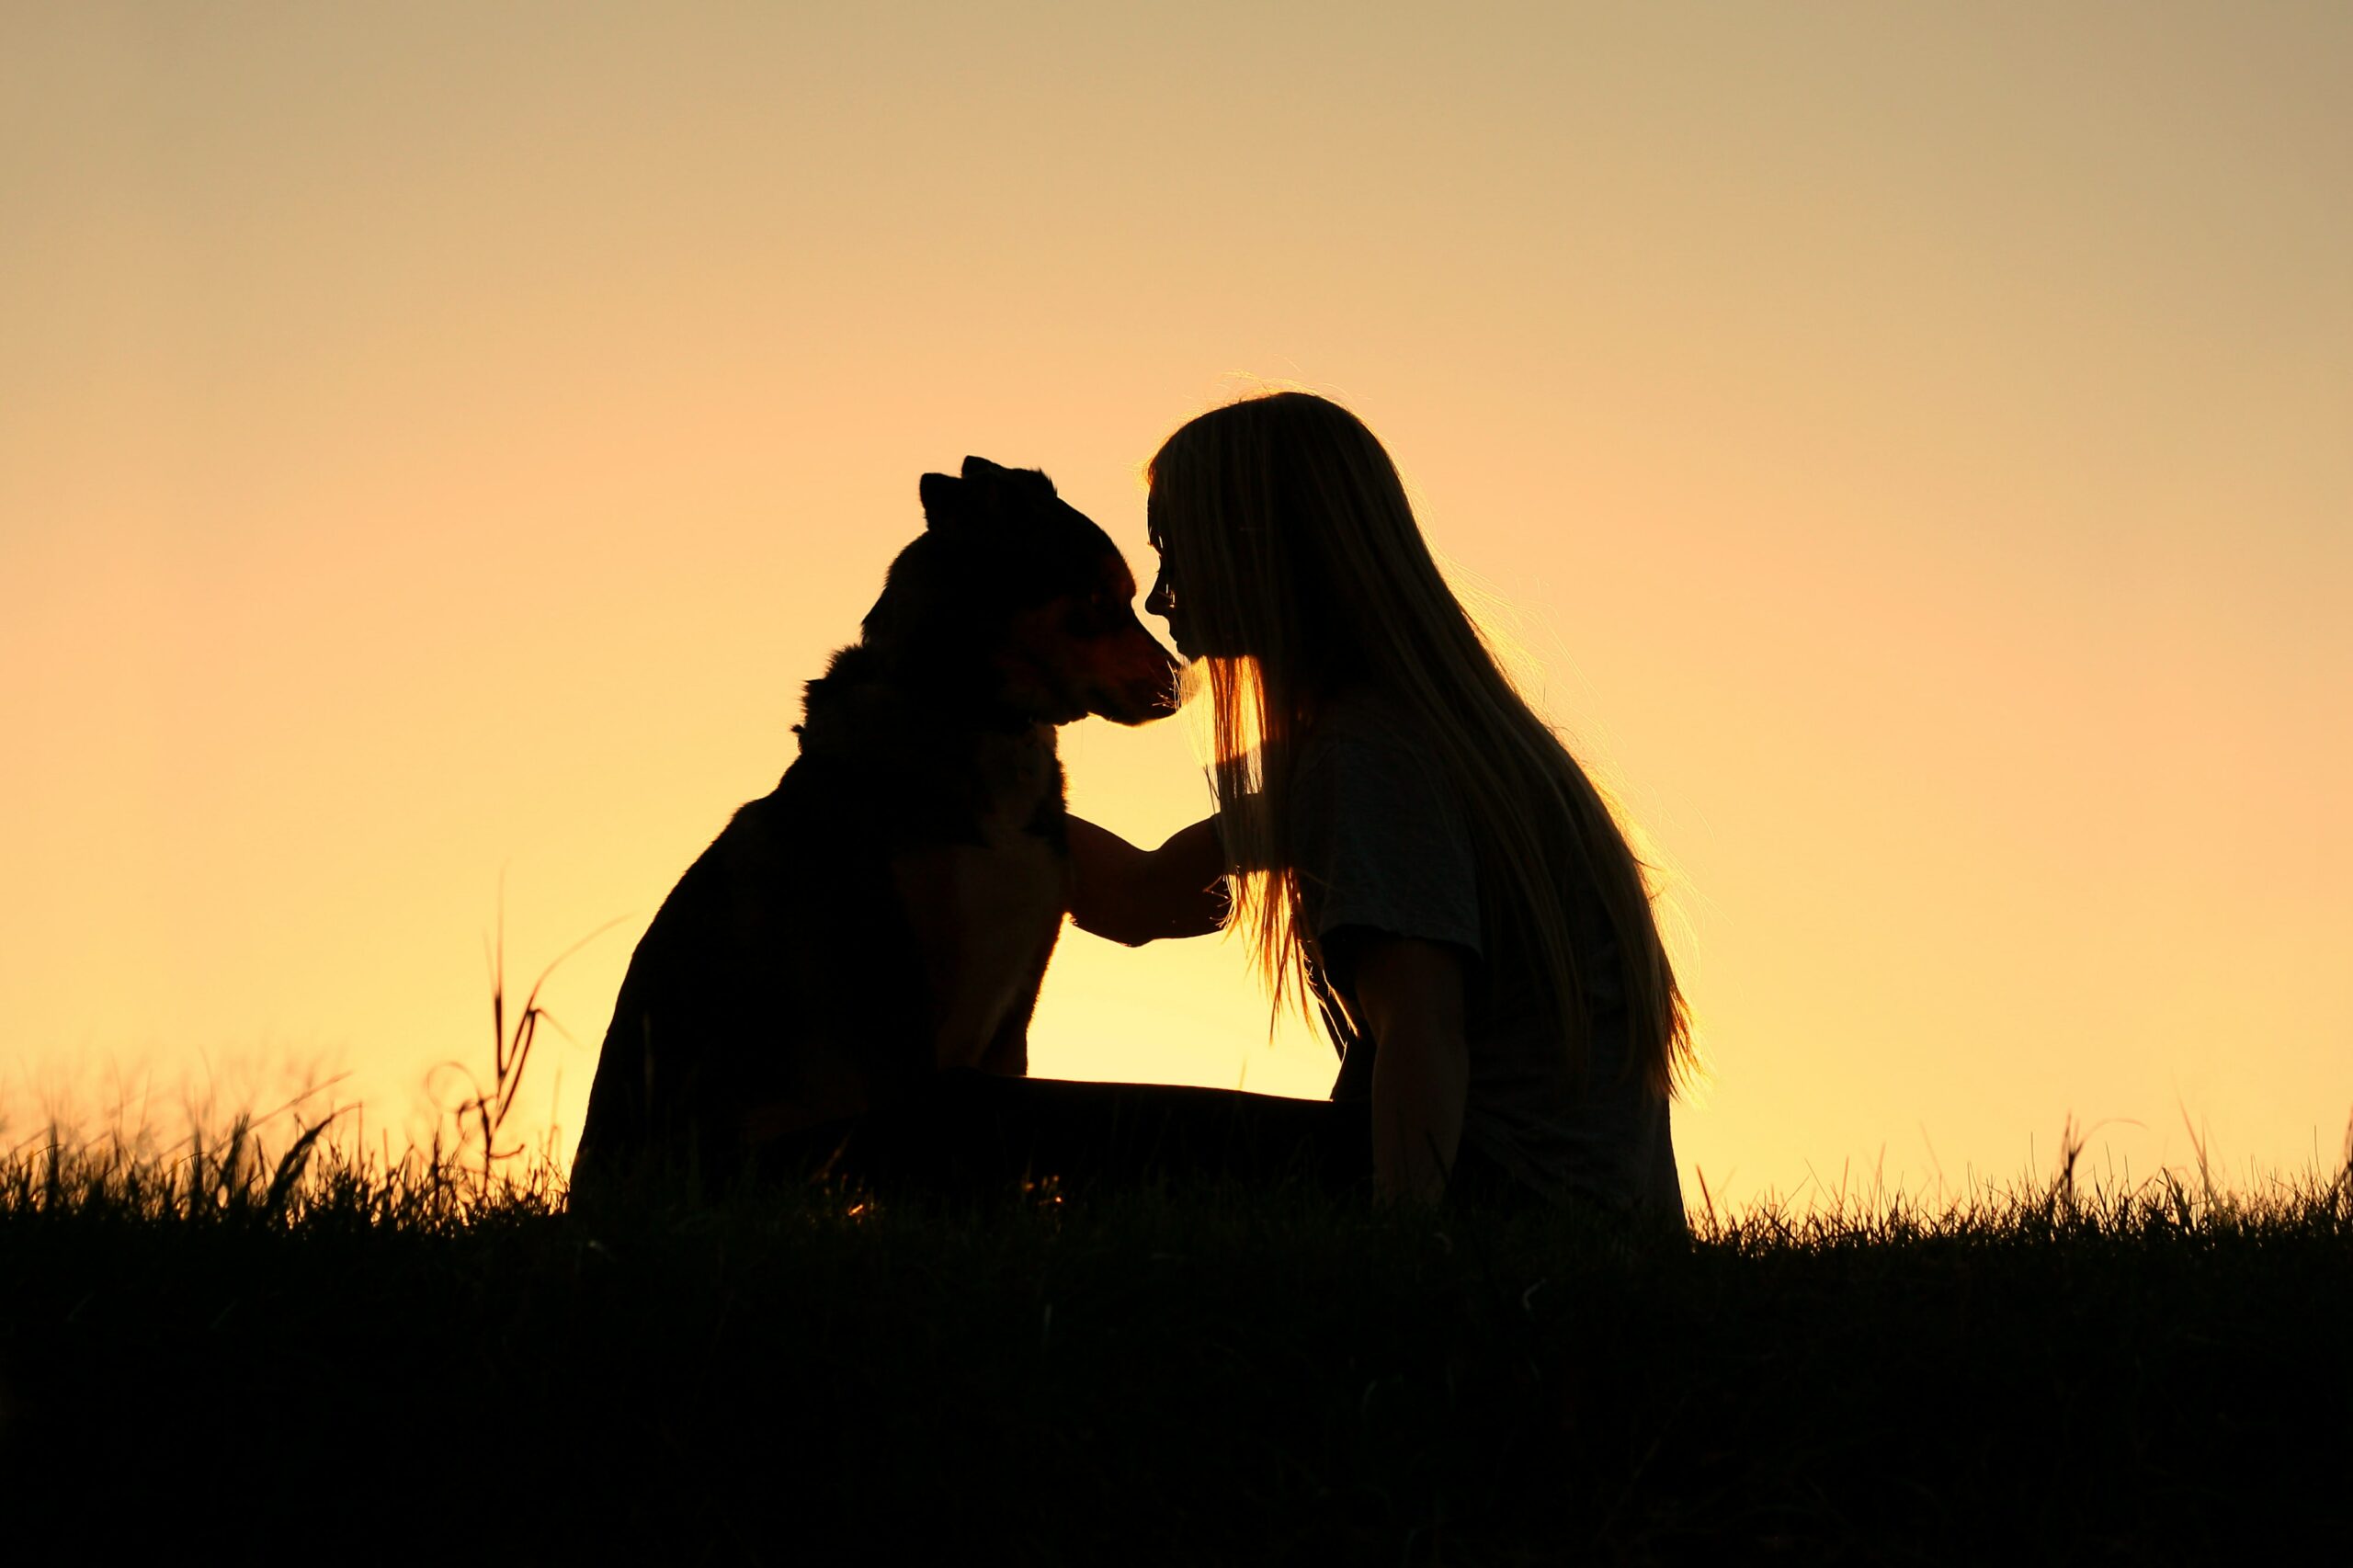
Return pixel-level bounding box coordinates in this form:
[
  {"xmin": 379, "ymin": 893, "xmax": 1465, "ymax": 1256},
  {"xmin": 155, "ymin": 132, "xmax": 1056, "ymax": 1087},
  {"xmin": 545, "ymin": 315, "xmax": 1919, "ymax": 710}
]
[{"xmin": 1145, "ymin": 391, "xmax": 1696, "ymax": 1099}]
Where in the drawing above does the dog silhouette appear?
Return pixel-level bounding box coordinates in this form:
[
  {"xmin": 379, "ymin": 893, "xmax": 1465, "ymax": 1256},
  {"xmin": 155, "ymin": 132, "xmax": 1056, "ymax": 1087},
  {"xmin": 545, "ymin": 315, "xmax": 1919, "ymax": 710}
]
[{"xmin": 574, "ymin": 458, "xmax": 1179, "ymax": 1187}]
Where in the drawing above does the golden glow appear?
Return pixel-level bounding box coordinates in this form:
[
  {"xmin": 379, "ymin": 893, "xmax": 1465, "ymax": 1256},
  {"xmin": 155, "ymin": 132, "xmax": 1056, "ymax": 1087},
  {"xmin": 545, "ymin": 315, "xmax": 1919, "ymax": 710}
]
[{"xmin": 4, "ymin": 6, "xmax": 2348, "ymax": 1206}]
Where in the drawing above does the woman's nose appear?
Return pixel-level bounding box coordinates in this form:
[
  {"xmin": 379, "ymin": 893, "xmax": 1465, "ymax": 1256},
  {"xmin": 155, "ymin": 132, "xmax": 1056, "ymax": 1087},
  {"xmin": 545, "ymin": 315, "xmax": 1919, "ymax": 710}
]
[{"xmin": 1144, "ymin": 569, "xmax": 1175, "ymax": 618}]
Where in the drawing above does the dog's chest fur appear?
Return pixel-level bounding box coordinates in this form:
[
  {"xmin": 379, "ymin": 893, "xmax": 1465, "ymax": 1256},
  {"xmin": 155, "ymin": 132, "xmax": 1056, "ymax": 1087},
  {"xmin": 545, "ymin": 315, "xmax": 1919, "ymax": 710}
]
[{"xmin": 889, "ymin": 723, "xmax": 1069, "ymax": 1070}]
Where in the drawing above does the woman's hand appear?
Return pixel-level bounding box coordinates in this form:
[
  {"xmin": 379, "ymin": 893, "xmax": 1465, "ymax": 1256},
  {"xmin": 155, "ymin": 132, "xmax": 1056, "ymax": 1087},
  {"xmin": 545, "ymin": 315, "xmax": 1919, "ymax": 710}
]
[
  {"xmin": 1067, "ymin": 815, "xmax": 1229, "ymax": 946},
  {"xmin": 1355, "ymin": 936, "xmax": 1471, "ymax": 1206}
]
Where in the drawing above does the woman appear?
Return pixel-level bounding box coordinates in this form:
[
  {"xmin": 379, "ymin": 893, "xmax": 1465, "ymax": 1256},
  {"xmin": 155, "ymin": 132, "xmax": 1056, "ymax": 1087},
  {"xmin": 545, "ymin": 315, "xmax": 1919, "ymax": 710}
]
[{"xmin": 1067, "ymin": 391, "xmax": 1695, "ymax": 1214}]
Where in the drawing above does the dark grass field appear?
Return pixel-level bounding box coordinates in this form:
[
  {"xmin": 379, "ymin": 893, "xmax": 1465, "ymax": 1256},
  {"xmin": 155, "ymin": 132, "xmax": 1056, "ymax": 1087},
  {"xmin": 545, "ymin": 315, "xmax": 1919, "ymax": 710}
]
[{"xmin": 3, "ymin": 1125, "xmax": 2347, "ymax": 1564}]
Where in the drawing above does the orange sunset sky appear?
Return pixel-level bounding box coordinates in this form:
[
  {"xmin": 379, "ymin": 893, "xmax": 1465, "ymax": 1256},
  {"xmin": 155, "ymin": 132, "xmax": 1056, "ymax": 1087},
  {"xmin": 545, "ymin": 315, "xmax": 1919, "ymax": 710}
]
[{"xmin": 5, "ymin": 4, "xmax": 2347, "ymax": 1207}]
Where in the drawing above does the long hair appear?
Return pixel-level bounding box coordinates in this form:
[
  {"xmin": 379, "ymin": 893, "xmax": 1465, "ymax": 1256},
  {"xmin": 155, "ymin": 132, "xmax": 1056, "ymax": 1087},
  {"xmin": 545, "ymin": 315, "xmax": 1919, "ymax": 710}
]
[{"xmin": 1145, "ymin": 391, "xmax": 1697, "ymax": 1099}]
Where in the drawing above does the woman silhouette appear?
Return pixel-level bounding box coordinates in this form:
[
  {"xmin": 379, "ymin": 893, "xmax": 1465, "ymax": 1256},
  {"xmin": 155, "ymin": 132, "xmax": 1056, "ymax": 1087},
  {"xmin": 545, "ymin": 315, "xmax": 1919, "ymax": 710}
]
[
  {"xmin": 1061, "ymin": 391, "xmax": 1695, "ymax": 1213},
  {"xmin": 788, "ymin": 392, "xmax": 1693, "ymax": 1217}
]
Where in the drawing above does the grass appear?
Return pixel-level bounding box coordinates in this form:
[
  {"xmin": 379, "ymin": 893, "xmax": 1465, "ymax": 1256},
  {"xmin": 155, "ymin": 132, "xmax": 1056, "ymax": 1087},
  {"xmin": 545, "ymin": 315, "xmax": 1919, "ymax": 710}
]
[{"xmin": 3, "ymin": 1110, "xmax": 2348, "ymax": 1564}]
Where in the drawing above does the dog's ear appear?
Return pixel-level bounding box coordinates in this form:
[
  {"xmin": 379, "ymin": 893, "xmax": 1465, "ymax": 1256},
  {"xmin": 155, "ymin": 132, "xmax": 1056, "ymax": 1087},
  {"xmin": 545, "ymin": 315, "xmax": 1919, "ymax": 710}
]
[
  {"xmin": 961, "ymin": 456, "xmax": 1060, "ymax": 504},
  {"xmin": 926, "ymin": 458, "xmax": 1058, "ymax": 531},
  {"xmin": 918, "ymin": 471, "xmax": 965, "ymax": 531}
]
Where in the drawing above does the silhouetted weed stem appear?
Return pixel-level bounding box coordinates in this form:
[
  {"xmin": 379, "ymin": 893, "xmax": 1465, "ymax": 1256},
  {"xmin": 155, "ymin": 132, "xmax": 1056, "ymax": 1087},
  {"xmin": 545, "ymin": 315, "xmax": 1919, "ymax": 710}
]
[{"xmin": 431, "ymin": 879, "xmax": 623, "ymax": 1194}]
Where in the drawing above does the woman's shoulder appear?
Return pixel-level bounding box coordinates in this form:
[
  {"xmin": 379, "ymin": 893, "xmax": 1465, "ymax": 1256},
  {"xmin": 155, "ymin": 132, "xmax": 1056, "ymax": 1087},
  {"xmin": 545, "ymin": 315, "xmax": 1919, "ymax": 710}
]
[
  {"xmin": 1290, "ymin": 686, "xmax": 1475, "ymax": 881},
  {"xmin": 1302, "ymin": 684, "xmax": 1435, "ymax": 764}
]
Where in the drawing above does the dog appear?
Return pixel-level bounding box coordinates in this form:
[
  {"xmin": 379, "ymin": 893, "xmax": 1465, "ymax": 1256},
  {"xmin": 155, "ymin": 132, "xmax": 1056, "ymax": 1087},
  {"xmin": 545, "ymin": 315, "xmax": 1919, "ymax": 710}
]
[{"xmin": 572, "ymin": 457, "xmax": 1179, "ymax": 1187}]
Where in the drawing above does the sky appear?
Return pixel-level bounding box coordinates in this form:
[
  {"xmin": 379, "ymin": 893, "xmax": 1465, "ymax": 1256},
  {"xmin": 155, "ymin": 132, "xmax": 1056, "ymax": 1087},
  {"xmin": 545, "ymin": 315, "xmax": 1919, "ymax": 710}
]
[{"xmin": 4, "ymin": 2, "xmax": 2347, "ymax": 1208}]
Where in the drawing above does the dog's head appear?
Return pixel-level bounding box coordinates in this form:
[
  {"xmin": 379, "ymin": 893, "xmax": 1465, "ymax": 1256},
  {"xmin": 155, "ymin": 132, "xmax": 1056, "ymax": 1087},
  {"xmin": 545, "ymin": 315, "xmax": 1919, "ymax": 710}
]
[{"xmin": 861, "ymin": 457, "xmax": 1180, "ymax": 726}]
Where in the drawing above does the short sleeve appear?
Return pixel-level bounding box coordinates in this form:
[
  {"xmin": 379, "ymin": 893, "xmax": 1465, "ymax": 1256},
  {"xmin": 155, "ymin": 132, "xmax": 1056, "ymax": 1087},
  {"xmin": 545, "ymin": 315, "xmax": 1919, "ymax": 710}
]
[{"xmin": 1290, "ymin": 730, "xmax": 1482, "ymax": 960}]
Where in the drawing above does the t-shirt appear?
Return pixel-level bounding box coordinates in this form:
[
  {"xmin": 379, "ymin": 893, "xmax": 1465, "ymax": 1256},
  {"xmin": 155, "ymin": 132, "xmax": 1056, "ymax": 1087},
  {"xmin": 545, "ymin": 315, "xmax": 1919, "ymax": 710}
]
[{"xmin": 1289, "ymin": 688, "xmax": 1684, "ymax": 1219}]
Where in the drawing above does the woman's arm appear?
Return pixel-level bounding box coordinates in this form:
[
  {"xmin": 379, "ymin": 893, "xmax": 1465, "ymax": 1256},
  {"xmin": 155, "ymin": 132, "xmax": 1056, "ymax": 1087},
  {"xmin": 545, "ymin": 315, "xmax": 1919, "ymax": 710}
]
[
  {"xmin": 1067, "ymin": 815, "xmax": 1229, "ymax": 946},
  {"xmin": 1352, "ymin": 936, "xmax": 1471, "ymax": 1206}
]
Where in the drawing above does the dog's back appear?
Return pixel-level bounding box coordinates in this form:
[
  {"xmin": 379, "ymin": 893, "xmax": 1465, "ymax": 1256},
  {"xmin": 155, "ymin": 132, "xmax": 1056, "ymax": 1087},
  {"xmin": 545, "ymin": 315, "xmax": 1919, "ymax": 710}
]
[
  {"xmin": 574, "ymin": 458, "xmax": 1176, "ymax": 1188},
  {"xmin": 572, "ymin": 752, "xmax": 930, "ymax": 1179}
]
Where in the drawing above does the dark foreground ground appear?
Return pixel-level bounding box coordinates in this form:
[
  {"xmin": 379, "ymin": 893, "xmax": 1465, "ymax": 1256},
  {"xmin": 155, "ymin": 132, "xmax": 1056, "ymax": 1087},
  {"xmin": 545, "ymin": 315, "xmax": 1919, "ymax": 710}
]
[{"xmin": 2, "ymin": 1141, "xmax": 2347, "ymax": 1564}]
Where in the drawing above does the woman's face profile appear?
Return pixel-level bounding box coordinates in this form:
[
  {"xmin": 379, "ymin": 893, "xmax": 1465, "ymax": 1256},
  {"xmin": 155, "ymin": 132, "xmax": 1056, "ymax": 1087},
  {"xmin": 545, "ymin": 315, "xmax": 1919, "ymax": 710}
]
[
  {"xmin": 1144, "ymin": 555, "xmax": 1189, "ymax": 658},
  {"xmin": 1144, "ymin": 490, "xmax": 1194, "ymax": 659}
]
